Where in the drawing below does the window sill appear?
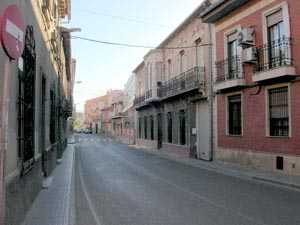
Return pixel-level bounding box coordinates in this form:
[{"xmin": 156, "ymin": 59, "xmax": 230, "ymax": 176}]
[
  {"xmin": 226, "ymin": 134, "xmax": 243, "ymax": 137},
  {"xmin": 266, "ymin": 135, "xmax": 291, "ymax": 139}
]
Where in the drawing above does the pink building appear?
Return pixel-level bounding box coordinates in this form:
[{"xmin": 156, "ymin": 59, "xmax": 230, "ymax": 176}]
[{"xmin": 84, "ymin": 96, "xmax": 107, "ymax": 133}]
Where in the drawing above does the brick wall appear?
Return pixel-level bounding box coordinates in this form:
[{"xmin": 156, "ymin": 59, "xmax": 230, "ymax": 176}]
[{"xmin": 215, "ymin": 0, "xmax": 300, "ymax": 157}]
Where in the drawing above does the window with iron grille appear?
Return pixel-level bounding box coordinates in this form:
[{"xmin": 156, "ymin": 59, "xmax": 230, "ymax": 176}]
[
  {"xmin": 269, "ymin": 87, "xmax": 289, "ymax": 137},
  {"xmin": 167, "ymin": 112, "xmax": 173, "ymax": 143},
  {"xmin": 144, "ymin": 116, "xmax": 148, "ymax": 139},
  {"xmin": 150, "ymin": 116, "xmax": 154, "ymax": 140},
  {"xmin": 228, "ymin": 94, "xmax": 242, "ymax": 135}
]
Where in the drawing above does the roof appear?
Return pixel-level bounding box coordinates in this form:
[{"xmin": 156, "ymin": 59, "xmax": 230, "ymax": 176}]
[
  {"xmin": 133, "ymin": 61, "xmax": 145, "ymax": 73},
  {"xmin": 157, "ymin": 0, "xmax": 211, "ymax": 48},
  {"xmin": 132, "ymin": 0, "xmax": 212, "ymax": 73},
  {"xmin": 200, "ymin": 0, "xmax": 250, "ymax": 23}
]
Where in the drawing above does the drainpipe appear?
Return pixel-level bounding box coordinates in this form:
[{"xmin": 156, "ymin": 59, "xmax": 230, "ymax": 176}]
[{"xmin": 208, "ymin": 24, "xmax": 214, "ymax": 161}]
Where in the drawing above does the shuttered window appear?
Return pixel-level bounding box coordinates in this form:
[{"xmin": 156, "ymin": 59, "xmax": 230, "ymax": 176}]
[
  {"xmin": 269, "ymin": 87, "xmax": 289, "ymax": 137},
  {"xmin": 267, "ymin": 9, "xmax": 283, "ymax": 27}
]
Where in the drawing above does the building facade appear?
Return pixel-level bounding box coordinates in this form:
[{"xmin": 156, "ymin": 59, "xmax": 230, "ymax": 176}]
[
  {"xmin": 84, "ymin": 96, "xmax": 108, "ymax": 133},
  {"xmin": 134, "ymin": 1, "xmax": 213, "ymax": 159},
  {"xmin": 109, "ymin": 75, "xmax": 136, "ymax": 145},
  {"xmin": 0, "ymin": 1, "xmax": 74, "ymax": 225},
  {"xmin": 201, "ymin": 0, "xmax": 300, "ymax": 175}
]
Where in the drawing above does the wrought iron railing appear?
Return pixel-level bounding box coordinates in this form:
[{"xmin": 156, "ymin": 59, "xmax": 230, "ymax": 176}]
[
  {"xmin": 134, "ymin": 94, "xmax": 145, "ymax": 106},
  {"xmin": 215, "ymin": 56, "xmax": 243, "ymax": 82},
  {"xmin": 159, "ymin": 66, "xmax": 205, "ymax": 98},
  {"xmin": 145, "ymin": 89, "xmax": 152, "ymax": 99},
  {"xmin": 255, "ymin": 37, "xmax": 292, "ymax": 73}
]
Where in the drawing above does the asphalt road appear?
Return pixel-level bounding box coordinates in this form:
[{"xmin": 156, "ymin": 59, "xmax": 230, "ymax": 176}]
[{"xmin": 74, "ymin": 134, "xmax": 300, "ymax": 225}]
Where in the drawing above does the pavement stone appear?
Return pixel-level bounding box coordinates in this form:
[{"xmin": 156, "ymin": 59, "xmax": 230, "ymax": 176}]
[
  {"xmin": 21, "ymin": 145, "xmax": 75, "ymax": 225},
  {"xmin": 130, "ymin": 145, "xmax": 300, "ymax": 192}
]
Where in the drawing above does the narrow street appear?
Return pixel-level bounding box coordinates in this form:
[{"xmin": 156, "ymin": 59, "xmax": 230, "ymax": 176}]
[{"xmin": 74, "ymin": 134, "xmax": 300, "ymax": 225}]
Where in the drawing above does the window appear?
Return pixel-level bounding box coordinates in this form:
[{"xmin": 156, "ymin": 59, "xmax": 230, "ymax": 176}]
[
  {"xmin": 167, "ymin": 59, "xmax": 172, "ymax": 80},
  {"xmin": 227, "ymin": 32, "xmax": 239, "ymax": 79},
  {"xmin": 179, "ymin": 110, "xmax": 186, "ymax": 145},
  {"xmin": 167, "ymin": 112, "xmax": 173, "ymax": 143},
  {"xmin": 150, "ymin": 116, "xmax": 154, "ymax": 140},
  {"xmin": 195, "ymin": 38, "xmax": 204, "ymax": 68},
  {"xmin": 228, "ymin": 95, "xmax": 242, "ymax": 135},
  {"xmin": 144, "ymin": 116, "xmax": 148, "ymax": 139},
  {"xmin": 267, "ymin": 9, "xmax": 286, "ymax": 68},
  {"xmin": 179, "ymin": 50, "xmax": 185, "ymax": 73},
  {"xmin": 268, "ymin": 87, "xmax": 289, "ymax": 137}
]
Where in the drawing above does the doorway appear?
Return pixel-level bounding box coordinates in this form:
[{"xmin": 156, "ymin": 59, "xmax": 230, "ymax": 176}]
[
  {"xmin": 41, "ymin": 75, "xmax": 46, "ymax": 176},
  {"xmin": 157, "ymin": 113, "xmax": 163, "ymax": 149},
  {"xmin": 196, "ymin": 101, "xmax": 211, "ymax": 161}
]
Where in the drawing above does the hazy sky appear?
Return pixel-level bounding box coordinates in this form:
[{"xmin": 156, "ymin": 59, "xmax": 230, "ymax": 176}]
[{"xmin": 69, "ymin": 0, "xmax": 203, "ymax": 112}]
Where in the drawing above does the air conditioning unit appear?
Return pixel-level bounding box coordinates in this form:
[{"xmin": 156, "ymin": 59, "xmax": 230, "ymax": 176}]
[
  {"xmin": 238, "ymin": 27, "xmax": 255, "ymax": 48},
  {"xmin": 242, "ymin": 47, "xmax": 257, "ymax": 64}
]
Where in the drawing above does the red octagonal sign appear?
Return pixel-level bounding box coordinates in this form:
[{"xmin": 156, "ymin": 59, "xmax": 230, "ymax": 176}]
[{"xmin": 0, "ymin": 4, "xmax": 25, "ymax": 60}]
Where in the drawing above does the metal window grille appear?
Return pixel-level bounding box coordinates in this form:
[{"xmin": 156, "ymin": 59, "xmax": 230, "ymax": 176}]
[
  {"xmin": 228, "ymin": 95, "xmax": 242, "ymax": 135},
  {"xmin": 269, "ymin": 87, "xmax": 289, "ymax": 137}
]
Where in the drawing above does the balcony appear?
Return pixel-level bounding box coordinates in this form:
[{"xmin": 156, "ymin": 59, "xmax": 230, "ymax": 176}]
[
  {"xmin": 134, "ymin": 94, "xmax": 146, "ymax": 109},
  {"xmin": 159, "ymin": 66, "xmax": 205, "ymax": 99},
  {"xmin": 253, "ymin": 37, "xmax": 296, "ymax": 82},
  {"xmin": 215, "ymin": 56, "xmax": 245, "ymax": 92}
]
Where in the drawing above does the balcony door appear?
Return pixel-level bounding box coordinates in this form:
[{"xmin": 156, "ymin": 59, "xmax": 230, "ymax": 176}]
[
  {"xmin": 267, "ymin": 9, "xmax": 286, "ymax": 68},
  {"xmin": 227, "ymin": 33, "xmax": 239, "ymax": 79}
]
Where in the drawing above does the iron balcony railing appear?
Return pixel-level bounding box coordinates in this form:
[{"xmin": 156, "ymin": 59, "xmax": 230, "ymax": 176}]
[
  {"xmin": 134, "ymin": 94, "xmax": 145, "ymax": 106},
  {"xmin": 255, "ymin": 37, "xmax": 293, "ymax": 73},
  {"xmin": 159, "ymin": 66, "xmax": 205, "ymax": 98},
  {"xmin": 145, "ymin": 89, "xmax": 152, "ymax": 99},
  {"xmin": 215, "ymin": 56, "xmax": 243, "ymax": 82}
]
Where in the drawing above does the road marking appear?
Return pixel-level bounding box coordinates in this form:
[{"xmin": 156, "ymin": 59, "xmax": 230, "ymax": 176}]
[
  {"xmin": 78, "ymin": 153, "xmax": 103, "ymax": 225},
  {"xmin": 109, "ymin": 149, "xmax": 268, "ymax": 225}
]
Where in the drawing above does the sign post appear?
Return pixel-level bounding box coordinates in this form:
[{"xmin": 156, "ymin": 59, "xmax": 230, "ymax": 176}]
[{"xmin": 0, "ymin": 4, "xmax": 25, "ymax": 224}]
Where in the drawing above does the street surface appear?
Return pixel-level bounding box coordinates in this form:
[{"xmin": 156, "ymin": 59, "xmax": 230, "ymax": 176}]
[{"xmin": 74, "ymin": 134, "xmax": 300, "ymax": 225}]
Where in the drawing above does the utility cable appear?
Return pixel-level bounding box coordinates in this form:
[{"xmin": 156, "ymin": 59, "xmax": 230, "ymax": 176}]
[{"xmin": 71, "ymin": 35, "xmax": 212, "ymax": 50}]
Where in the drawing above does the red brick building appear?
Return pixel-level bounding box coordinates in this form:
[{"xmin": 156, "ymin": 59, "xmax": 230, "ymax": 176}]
[{"xmin": 201, "ymin": 0, "xmax": 300, "ymax": 175}]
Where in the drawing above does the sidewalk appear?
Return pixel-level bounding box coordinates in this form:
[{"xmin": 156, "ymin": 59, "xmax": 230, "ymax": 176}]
[
  {"xmin": 131, "ymin": 145, "xmax": 300, "ymax": 192},
  {"xmin": 22, "ymin": 144, "xmax": 75, "ymax": 225}
]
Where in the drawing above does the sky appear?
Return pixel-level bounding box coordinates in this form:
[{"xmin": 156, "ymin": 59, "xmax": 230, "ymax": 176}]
[{"xmin": 69, "ymin": 0, "xmax": 203, "ymax": 112}]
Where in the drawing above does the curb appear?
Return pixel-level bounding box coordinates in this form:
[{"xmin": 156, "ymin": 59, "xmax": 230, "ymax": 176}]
[
  {"xmin": 130, "ymin": 146, "xmax": 300, "ymax": 192},
  {"xmin": 252, "ymin": 176, "xmax": 300, "ymax": 191}
]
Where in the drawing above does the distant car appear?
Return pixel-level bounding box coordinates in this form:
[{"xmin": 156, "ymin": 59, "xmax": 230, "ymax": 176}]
[{"xmin": 83, "ymin": 128, "xmax": 92, "ymax": 134}]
